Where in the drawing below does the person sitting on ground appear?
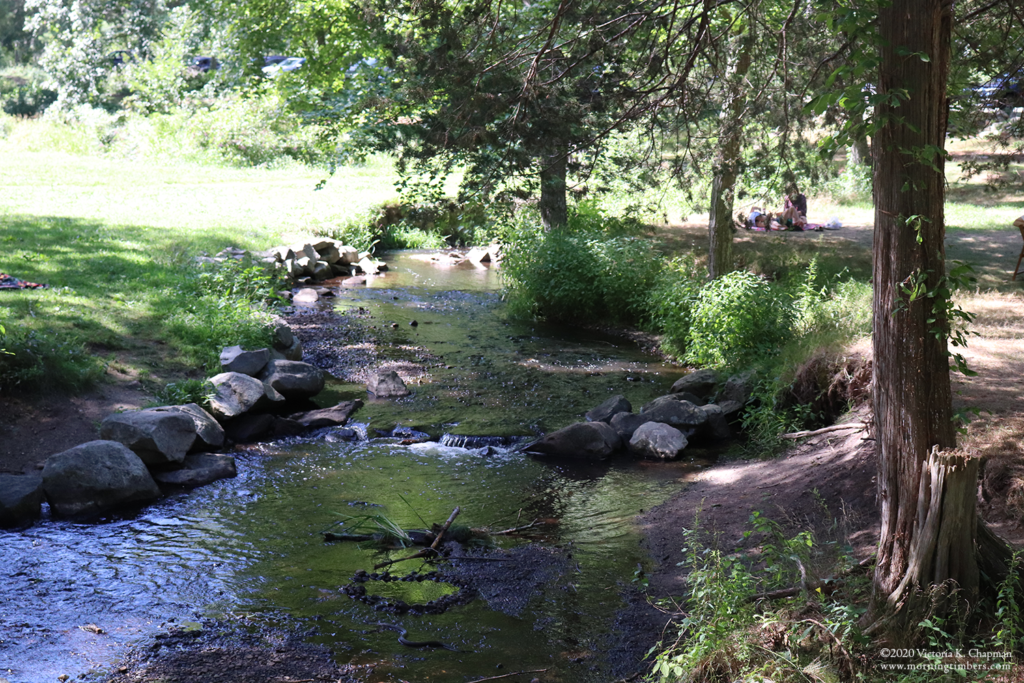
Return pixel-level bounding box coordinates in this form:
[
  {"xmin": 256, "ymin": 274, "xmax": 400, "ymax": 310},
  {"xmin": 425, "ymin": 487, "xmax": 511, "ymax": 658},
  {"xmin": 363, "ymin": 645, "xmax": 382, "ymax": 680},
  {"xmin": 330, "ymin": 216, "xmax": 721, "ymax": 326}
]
[{"xmin": 781, "ymin": 191, "xmax": 808, "ymax": 229}]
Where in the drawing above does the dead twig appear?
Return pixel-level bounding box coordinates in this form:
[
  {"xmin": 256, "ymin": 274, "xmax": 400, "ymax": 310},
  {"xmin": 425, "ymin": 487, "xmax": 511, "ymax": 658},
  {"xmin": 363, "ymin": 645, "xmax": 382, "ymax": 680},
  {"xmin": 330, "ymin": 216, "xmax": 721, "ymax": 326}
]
[
  {"xmin": 374, "ymin": 507, "xmax": 460, "ymax": 570},
  {"xmin": 464, "ymin": 669, "xmax": 548, "ymax": 683},
  {"xmin": 780, "ymin": 423, "xmax": 867, "ymax": 439}
]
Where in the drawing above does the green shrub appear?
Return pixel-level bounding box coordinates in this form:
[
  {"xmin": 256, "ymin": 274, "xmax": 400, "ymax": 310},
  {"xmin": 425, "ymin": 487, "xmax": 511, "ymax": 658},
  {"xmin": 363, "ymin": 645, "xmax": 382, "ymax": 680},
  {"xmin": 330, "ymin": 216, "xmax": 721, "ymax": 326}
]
[
  {"xmin": 645, "ymin": 254, "xmax": 705, "ymax": 356},
  {"xmin": 161, "ymin": 258, "xmax": 282, "ymax": 371},
  {"xmin": 149, "ymin": 378, "xmax": 215, "ymax": 408},
  {"xmin": 0, "ymin": 67, "xmax": 57, "ymax": 116},
  {"xmin": 501, "ymin": 216, "xmax": 662, "ymax": 325},
  {"xmin": 0, "ymin": 327, "xmax": 102, "ymax": 392},
  {"xmin": 376, "ymin": 221, "xmax": 447, "ymax": 250},
  {"xmin": 685, "ymin": 270, "xmax": 794, "ymax": 368}
]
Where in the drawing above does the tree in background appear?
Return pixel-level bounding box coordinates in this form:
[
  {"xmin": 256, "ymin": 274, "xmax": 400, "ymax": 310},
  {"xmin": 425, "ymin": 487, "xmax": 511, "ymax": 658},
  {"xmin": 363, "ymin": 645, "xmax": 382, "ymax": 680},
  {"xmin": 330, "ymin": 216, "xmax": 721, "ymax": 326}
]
[{"xmin": 25, "ymin": 0, "xmax": 169, "ymax": 108}]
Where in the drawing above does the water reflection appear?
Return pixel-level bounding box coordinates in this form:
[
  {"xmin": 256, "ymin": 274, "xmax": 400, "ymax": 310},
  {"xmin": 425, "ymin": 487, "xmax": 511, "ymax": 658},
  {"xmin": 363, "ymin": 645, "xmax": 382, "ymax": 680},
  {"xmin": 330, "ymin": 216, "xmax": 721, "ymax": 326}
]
[{"xmin": 0, "ymin": 251, "xmax": 700, "ymax": 682}]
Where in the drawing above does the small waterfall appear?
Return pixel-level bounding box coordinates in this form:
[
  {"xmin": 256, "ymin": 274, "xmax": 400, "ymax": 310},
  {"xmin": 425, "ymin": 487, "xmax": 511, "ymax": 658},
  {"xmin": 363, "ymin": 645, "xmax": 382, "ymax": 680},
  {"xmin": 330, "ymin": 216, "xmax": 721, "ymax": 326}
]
[{"xmin": 438, "ymin": 434, "xmax": 526, "ymax": 449}]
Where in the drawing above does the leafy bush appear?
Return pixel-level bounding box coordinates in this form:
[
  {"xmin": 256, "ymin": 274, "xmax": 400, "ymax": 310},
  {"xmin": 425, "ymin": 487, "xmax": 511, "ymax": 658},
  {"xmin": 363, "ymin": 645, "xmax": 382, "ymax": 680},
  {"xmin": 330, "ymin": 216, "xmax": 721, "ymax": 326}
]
[
  {"xmin": 645, "ymin": 254, "xmax": 705, "ymax": 356},
  {"xmin": 501, "ymin": 215, "xmax": 662, "ymax": 325},
  {"xmin": 149, "ymin": 378, "xmax": 215, "ymax": 408},
  {"xmin": 685, "ymin": 270, "xmax": 795, "ymax": 368},
  {"xmin": 0, "ymin": 327, "xmax": 102, "ymax": 392},
  {"xmin": 184, "ymin": 93, "xmax": 327, "ymax": 167},
  {"xmin": 0, "ymin": 67, "xmax": 57, "ymax": 116},
  {"xmin": 376, "ymin": 221, "xmax": 447, "ymax": 250}
]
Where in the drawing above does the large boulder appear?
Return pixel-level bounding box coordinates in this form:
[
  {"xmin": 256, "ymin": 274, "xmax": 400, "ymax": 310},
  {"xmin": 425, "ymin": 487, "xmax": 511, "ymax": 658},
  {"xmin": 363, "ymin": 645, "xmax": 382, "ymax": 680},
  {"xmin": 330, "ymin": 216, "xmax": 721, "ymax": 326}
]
[
  {"xmin": 669, "ymin": 369, "xmax": 719, "ymax": 400},
  {"xmin": 367, "ymin": 370, "xmax": 410, "ymax": 398},
  {"xmin": 99, "ymin": 410, "xmax": 195, "ymax": 465},
  {"xmin": 152, "ymin": 454, "xmax": 237, "ymax": 488},
  {"xmin": 208, "ymin": 372, "xmax": 282, "ymax": 420},
  {"xmin": 259, "ymin": 360, "xmax": 326, "ymax": 400},
  {"xmin": 146, "ymin": 404, "xmax": 225, "ymax": 452},
  {"xmin": 290, "ymin": 400, "xmax": 363, "ymax": 428},
  {"xmin": 219, "ymin": 345, "xmax": 270, "ymax": 377},
  {"xmin": 0, "ymin": 474, "xmax": 44, "ymax": 528},
  {"xmin": 585, "ymin": 395, "xmax": 632, "ymax": 423},
  {"xmin": 628, "ymin": 422, "xmax": 688, "ymax": 460},
  {"xmin": 641, "ymin": 400, "xmax": 708, "ymax": 433},
  {"xmin": 609, "ymin": 411, "xmax": 651, "ymax": 441},
  {"xmin": 42, "ymin": 441, "xmax": 161, "ymax": 518},
  {"xmin": 524, "ymin": 422, "xmax": 622, "ymax": 461},
  {"xmin": 271, "ymin": 321, "xmax": 295, "ymax": 350},
  {"xmin": 223, "ymin": 413, "xmax": 276, "ymax": 443},
  {"xmin": 721, "ymin": 371, "xmax": 756, "ymax": 405},
  {"xmin": 699, "ymin": 404, "xmax": 733, "ymax": 442},
  {"xmin": 640, "ymin": 393, "xmax": 700, "ymax": 413}
]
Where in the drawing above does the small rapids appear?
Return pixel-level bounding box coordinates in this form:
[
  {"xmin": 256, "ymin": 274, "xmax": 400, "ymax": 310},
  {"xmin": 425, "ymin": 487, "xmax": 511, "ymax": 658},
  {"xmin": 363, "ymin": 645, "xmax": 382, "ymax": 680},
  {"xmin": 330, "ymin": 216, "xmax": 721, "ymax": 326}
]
[{"xmin": 0, "ymin": 251, "xmax": 714, "ymax": 683}]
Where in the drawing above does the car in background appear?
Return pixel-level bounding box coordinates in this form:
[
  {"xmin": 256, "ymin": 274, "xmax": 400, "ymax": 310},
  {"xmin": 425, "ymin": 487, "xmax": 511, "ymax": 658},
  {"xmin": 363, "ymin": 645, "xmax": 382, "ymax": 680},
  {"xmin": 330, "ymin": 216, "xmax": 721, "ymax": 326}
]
[
  {"xmin": 973, "ymin": 73, "xmax": 1023, "ymax": 109},
  {"xmin": 262, "ymin": 57, "xmax": 305, "ymax": 77},
  {"xmin": 188, "ymin": 56, "xmax": 218, "ymax": 75}
]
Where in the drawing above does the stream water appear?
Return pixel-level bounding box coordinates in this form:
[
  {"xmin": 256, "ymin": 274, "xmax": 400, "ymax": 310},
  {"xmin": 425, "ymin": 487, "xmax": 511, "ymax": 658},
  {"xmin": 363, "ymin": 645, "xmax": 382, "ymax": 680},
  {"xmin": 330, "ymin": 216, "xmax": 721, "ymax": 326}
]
[{"xmin": 0, "ymin": 252, "xmax": 712, "ymax": 682}]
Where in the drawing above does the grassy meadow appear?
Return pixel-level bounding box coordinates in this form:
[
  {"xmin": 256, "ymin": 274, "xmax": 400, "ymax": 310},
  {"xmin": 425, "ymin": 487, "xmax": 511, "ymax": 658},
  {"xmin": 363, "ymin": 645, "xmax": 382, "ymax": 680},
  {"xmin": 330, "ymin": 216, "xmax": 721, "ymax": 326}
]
[{"xmin": 1, "ymin": 111, "xmax": 1022, "ymax": 399}]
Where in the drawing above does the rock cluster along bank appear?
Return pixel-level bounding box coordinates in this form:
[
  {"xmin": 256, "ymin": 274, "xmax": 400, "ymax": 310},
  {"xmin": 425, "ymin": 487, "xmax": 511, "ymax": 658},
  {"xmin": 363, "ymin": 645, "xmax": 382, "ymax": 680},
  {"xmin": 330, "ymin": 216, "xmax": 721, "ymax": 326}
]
[
  {"xmin": 523, "ymin": 368, "xmax": 753, "ymax": 461},
  {"xmin": 0, "ymin": 319, "xmax": 363, "ymax": 529},
  {"xmin": 201, "ymin": 240, "xmax": 387, "ymax": 285}
]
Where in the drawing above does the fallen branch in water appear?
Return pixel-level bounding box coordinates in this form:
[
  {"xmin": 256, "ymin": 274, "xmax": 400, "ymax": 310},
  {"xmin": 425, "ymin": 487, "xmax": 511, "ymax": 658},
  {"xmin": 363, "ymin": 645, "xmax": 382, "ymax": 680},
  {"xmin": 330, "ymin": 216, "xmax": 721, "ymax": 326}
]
[
  {"xmin": 483, "ymin": 519, "xmax": 544, "ymax": 536},
  {"xmin": 373, "ymin": 506, "xmax": 460, "ymax": 570},
  {"xmin": 780, "ymin": 423, "xmax": 866, "ymax": 439},
  {"xmin": 464, "ymin": 669, "xmax": 548, "ymax": 683}
]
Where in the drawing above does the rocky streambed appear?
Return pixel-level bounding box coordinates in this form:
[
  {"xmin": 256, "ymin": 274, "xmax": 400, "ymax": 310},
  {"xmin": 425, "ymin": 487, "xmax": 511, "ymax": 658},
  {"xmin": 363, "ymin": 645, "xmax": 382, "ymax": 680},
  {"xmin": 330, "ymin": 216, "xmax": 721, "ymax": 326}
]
[{"xmin": 0, "ymin": 249, "xmax": 748, "ymax": 683}]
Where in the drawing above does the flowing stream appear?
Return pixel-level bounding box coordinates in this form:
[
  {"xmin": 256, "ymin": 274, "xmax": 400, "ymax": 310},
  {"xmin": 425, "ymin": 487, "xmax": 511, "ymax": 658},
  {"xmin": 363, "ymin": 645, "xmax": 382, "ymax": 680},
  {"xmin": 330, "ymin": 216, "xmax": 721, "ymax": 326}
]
[{"xmin": 0, "ymin": 252, "xmax": 715, "ymax": 682}]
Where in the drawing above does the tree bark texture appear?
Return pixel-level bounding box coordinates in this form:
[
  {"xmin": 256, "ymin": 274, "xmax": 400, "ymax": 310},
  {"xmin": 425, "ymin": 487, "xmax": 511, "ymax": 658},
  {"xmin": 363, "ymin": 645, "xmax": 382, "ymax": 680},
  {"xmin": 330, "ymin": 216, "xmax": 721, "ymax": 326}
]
[
  {"xmin": 871, "ymin": 0, "xmax": 978, "ymax": 613},
  {"xmin": 539, "ymin": 146, "xmax": 568, "ymax": 229},
  {"xmin": 707, "ymin": 27, "xmax": 755, "ymax": 280}
]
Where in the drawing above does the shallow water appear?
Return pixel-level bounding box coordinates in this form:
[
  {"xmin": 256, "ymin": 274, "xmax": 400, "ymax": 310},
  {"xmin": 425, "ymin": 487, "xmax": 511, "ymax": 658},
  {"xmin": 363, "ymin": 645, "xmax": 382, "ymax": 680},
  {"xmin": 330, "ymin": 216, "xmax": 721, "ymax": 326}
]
[{"xmin": 0, "ymin": 252, "xmax": 708, "ymax": 682}]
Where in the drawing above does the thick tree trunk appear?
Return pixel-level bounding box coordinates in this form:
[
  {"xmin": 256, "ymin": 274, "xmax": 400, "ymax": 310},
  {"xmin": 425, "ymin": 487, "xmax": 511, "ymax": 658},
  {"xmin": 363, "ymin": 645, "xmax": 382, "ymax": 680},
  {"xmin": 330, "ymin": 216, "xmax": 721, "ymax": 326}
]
[
  {"xmin": 871, "ymin": 0, "xmax": 978, "ymax": 618},
  {"xmin": 539, "ymin": 147, "xmax": 568, "ymax": 229},
  {"xmin": 707, "ymin": 27, "xmax": 754, "ymax": 279}
]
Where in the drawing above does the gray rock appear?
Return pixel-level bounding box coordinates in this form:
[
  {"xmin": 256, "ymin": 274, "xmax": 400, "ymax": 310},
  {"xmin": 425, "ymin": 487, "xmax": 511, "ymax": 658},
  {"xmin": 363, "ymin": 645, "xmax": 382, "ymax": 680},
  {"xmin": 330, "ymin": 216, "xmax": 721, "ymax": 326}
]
[
  {"xmin": 367, "ymin": 370, "xmax": 410, "ymax": 398},
  {"xmin": 585, "ymin": 395, "xmax": 632, "ymax": 423},
  {"xmin": 146, "ymin": 404, "xmax": 225, "ymax": 452},
  {"xmin": 628, "ymin": 422, "xmax": 688, "ymax": 460},
  {"xmin": 524, "ymin": 422, "xmax": 622, "ymax": 460},
  {"xmin": 99, "ymin": 410, "xmax": 195, "ymax": 465},
  {"xmin": 609, "ymin": 411, "xmax": 652, "ymax": 440},
  {"xmin": 718, "ymin": 399, "xmax": 744, "ymax": 420},
  {"xmin": 641, "ymin": 400, "xmax": 708, "ymax": 432},
  {"xmin": 312, "ymin": 261, "xmax": 331, "ymax": 281},
  {"xmin": 224, "ymin": 413, "xmax": 275, "ymax": 442},
  {"xmin": 42, "ymin": 441, "xmax": 161, "ymax": 518},
  {"xmin": 0, "ymin": 473, "xmax": 44, "ymax": 528},
  {"xmin": 290, "ymin": 400, "xmax": 363, "ymax": 428},
  {"xmin": 208, "ymin": 372, "xmax": 281, "ymax": 420},
  {"xmin": 357, "ymin": 257, "xmax": 381, "ymax": 275},
  {"xmin": 330, "ymin": 263, "xmax": 352, "ymax": 276},
  {"xmin": 219, "ymin": 345, "xmax": 270, "ymax": 376},
  {"xmin": 699, "ymin": 404, "xmax": 733, "ymax": 441},
  {"xmin": 270, "ymin": 416, "xmax": 307, "ymax": 437},
  {"xmin": 152, "ymin": 454, "xmax": 237, "ymax": 488},
  {"xmin": 259, "ymin": 360, "xmax": 326, "ymax": 399},
  {"xmin": 316, "ymin": 243, "xmax": 341, "ymax": 264},
  {"xmin": 466, "ymin": 246, "xmax": 493, "ymax": 263},
  {"xmin": 271, "ymin": 337, "xmax": 304, "ymax": 362},
  {"xmin": 295, "ymin": 255, "xmax": 315, "ymax": 275},
  {"xmin": 640, "ymin": 393, "xmax": 701, "ymax": 413},
  {"xmin": 721, "ymin": 371, "xmax": 756, "ymax": 405},
  {"xmin": 293, "ymin": 288, "xmax": 320, "ymax": 304},
  {"xmin": 271, "ymin": 321, "xmax": 295, "ymax": 350},
  {"xmin": 669, "ymin": 369, "xmax": 719, "ymax": 399},
  {"xmin": 338, "ymin": 245, "xmax": 360, "ymax": 265}
]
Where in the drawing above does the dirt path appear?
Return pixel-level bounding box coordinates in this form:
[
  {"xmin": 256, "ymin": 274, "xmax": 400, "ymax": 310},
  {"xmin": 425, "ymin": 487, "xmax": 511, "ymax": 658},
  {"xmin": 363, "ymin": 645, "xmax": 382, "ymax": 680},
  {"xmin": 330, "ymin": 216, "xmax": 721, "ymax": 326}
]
[{"xmin": 640, "ymin": 289, "xmax": 1024, "ymax": 600}]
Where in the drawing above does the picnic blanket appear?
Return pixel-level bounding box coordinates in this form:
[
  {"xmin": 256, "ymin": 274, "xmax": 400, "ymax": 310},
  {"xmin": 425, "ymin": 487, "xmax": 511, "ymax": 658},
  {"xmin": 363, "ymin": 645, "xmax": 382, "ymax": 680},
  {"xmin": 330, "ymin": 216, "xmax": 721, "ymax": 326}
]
[{"xmin": 0, "ymin": 273, "xmax": 47, "ymax": 290}]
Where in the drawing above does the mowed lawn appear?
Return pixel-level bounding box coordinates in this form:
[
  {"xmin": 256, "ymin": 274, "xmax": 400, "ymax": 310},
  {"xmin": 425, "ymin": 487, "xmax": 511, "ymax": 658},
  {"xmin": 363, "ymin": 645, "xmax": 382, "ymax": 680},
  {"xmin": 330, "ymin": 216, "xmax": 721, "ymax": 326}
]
[{"xmin": 0, "ymin": 151, "xmax": 398, "ymax": 250}]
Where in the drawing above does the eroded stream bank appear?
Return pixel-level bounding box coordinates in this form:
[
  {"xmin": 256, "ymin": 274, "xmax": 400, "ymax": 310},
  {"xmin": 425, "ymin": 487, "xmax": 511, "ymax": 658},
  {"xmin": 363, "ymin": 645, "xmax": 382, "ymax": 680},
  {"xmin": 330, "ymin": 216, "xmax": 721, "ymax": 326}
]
[{"xmin": 1, "ymin": 251, "xmax": 724, "ymax": 683}]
